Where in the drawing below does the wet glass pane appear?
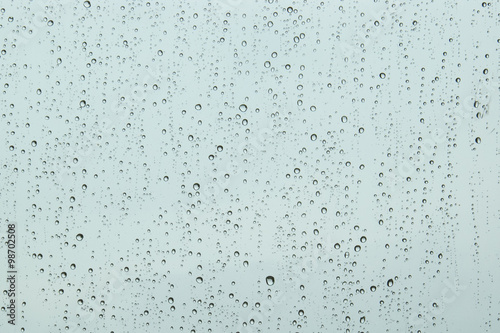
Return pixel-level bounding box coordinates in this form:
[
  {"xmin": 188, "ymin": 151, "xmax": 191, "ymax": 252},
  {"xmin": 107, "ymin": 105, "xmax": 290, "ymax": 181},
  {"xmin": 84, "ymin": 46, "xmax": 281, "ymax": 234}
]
[{"xmin": 1, "ymin": 1, "xmax": 499, "ymax": 332}]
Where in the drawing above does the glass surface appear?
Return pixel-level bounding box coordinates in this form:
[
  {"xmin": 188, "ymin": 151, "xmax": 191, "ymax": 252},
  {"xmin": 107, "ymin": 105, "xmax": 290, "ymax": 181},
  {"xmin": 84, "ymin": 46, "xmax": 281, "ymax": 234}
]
[{"xmin": 1, "ymin": 1, "xmax": 499, "ymax": 332}]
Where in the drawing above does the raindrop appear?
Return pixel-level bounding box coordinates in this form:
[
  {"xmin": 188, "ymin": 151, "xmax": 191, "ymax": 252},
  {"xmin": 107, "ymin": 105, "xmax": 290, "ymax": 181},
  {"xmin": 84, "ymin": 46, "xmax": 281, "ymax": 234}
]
[{"xmin": 266, "ymin": 276, "xmax": 275, "ymax": 286}]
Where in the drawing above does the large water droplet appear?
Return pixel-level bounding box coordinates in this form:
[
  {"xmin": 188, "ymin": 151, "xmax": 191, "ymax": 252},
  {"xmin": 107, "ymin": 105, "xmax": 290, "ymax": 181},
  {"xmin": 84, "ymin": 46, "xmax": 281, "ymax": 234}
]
[{"xmin": 266, "ymin": 276, "xmax": 275, "ymax": 286}]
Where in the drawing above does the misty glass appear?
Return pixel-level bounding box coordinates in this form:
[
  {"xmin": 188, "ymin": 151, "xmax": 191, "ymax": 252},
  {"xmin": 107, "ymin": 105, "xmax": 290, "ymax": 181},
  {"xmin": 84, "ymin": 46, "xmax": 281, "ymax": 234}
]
[{"xmin": 1, "ymin": 1, "xmax": 499, "ymax": 332}]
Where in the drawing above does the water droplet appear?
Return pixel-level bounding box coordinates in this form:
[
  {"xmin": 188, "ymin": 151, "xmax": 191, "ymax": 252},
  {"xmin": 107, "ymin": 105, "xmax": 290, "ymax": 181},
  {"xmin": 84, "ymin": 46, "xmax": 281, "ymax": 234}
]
[{"xmin": 266, "ymin": 276, "xmax": 275, "ymax": 286}]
